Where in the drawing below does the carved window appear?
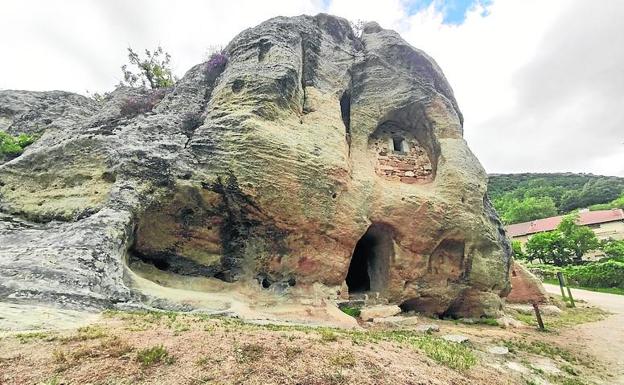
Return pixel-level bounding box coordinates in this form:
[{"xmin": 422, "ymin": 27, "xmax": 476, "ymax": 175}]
[{"xmin": 391, "ymin": 137, "xmax": 408, "ymax": 153}]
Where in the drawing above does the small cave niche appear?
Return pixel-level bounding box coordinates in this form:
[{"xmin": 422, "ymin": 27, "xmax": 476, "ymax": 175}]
[
  {"xmin": 368, "ymin": 120, "xmax": 436, "ymax": 184},
  {"xmin": 428, "ymin": 239, "xmax": 466, "ymax": 281},
  {"xmin": 346, "ymin": 224, "xmax": 394, "ymax": 294}
]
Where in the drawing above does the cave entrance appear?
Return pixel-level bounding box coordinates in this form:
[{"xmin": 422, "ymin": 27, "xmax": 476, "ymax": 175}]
[{"xmin": 346, "ymin": 224, "xmax": 393, "ymax": 294}]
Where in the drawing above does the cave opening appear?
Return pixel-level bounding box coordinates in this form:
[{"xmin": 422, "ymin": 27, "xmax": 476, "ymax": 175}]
[{"xmin": 346, "ymin": 224, "xmax": 393, "ymax": 294}]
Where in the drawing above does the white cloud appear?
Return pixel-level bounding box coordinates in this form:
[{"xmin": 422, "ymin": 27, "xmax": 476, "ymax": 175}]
[{"xmin": 1, "ymin": 0, "xmax": 622, "ymax": 176}]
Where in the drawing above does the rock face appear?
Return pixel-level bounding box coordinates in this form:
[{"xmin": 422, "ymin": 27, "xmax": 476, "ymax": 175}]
[
  {"xmin": 507, "ymin": 261, "xmax": 548, "ymax": 304},
  {"xmin": 0, "ymin": 14, "xmax": 511, "ymax": 317}
]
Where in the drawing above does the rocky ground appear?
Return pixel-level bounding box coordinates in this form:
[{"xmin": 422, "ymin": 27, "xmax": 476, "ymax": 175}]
[{"xmin": 0, "ymin": 298, "xmax": 616, "ymax": 385}]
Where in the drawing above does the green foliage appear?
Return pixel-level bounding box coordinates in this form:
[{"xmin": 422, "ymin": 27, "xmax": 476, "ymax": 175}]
[
  {"xmin": 121, "ymin": 46, "xmax": 176, "ymax": 89},
  {"xmin": 136, "ymin": 344, "xmax": 174, "ymax": 366},
  {"xmin": 524, "ymin": 215, "xmax": 599, "ymax": 266},
  {"xmin": 511, "ymin": 240, "xmax": 526, "ymax": 260},
  {"xmin": 0, "ymin": 131, "xmax": 36, "ymax": 158},
  {"xmin": 339, "ymin": 306, "xmax": 361, "ymax": 318},
  {"xmin": 600, "ymin": 239, "xmax": 624, "ymax": 261},
  {"xmin": 590, "ymin": 193, "xmax": 624, "ymax": 211},
  {"xmin": 488, "ymin": 173, "xmax": 624, "ymax": 224},
  {"xmin": 494, "ymin": 195, "xmax": 557, "ymax": 224},
  {"xmin": 530, "ymin": 260, "xmax": 624, "ymax": 289}
]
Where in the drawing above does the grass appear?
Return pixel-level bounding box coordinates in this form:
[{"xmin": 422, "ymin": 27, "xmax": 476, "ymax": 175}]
[
  {"xmin": 136, "ymin": 344, "xmax": 174, "ymax": 366},
  {"xmin": 503, "ymin": 339, "xmax": 579, "ymax": 364},
  {"xmin": 330, "ymin": 352, "xmax": 356, "ymax": 368},
  {"xmin": 543, "ymin": 279, "xmax": 624, "ymax": 296},
  {"xmin": 339, "ymin": 306, "xmax": 361, "ymax": 318},
  {"xmin": 15, "ymin": 331, "xmax": 57, "ymax": 344},
  {"xmin": 234, "ymin": 343, "xmax": 264, "ymax": 364},
  {"xmin": 103, "ymin": 311, "xmax": 478, "ymax": 371},
  {"xmin": 515, "ymin": 306, "xmax": 608, "ymax": 330}
]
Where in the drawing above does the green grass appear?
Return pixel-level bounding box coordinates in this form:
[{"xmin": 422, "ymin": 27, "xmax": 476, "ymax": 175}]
[
  {"xmin": 543, "ymin": 279, "xmax": 624, "ymax": 296},
  {"xmin": 515, "ymin": 306, "xmax": 608, "ymax": 330},
  {"xmin": 105, "ymin": 310, "xmax": 478, "ymax": 371},
  {"xmin": 503, "ymin": 339, "xmax": 579, "ymax": 364},
  {"xmin": 339, "ymin": 306, "xmax": 361, "ymax": 318},
  {"xmin": 14, "ymin": 331, "xmax": 57, "ymax": 344},
  {"xmin": 136, "ymin": 344, "xmax": 174, "ymax": 366}
]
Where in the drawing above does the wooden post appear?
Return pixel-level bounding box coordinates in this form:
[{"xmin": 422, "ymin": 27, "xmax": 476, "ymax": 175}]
[
  {"xmin": 532, "ymin": 302, "xmax": 545, "ymax": 331},
  {"xmin": 563, "ymin": 275, "xmax": 576, "ymax": 308},
  {"xmin": 556, "ymin": 272, "xmax": 567, "ymax": 300}
]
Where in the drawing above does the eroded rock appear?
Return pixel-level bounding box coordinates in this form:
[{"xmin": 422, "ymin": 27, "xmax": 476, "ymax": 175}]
[{"xmin": 0, "ymin": 14, "xmax": 511, "ymax": 318}]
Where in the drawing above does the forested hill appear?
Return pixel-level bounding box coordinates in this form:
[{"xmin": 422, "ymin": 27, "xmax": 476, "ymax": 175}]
[{"xmin": 488, "ymin": 173, "xmax": 624, "ymax": 224}]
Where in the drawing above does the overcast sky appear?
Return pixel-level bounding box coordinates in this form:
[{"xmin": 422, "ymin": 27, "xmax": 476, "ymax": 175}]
[{"xmin": 1, "ymin": 0, "xmax": 622, "ymax": 176}]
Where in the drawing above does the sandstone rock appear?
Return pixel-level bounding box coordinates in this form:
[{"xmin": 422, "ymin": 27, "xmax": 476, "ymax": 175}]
[
  {"xmin": 415, "ymin": 324, "xmax": 440, "ymax": 333},
  {"xmin": 441, "ymin": 334, "xmax": 470, "ymax": 344},
  {"xmin": 496, "ymin": 315, "xmax": 524, "ymax": 328},
  {"xmin": 507, "ymin": 261, "xmax": 548, "ymax": 304},
  {"xmin": 507, "ymin": 304, "xmax": 562, "ymax": 316},
  {"xmin": 487, "ymin": 346, "xmax": 509, "ymax": 355},
  {"xmin": 0, "ymin": 13, "xmax": 511, "ymax": 318},
  {"xmin": 360, "ymin": 305, "xmax": 401, "ymax": 321},
  {"xmin": 371, "ymin": 315, "xmax": 418, "ymax": 325}
]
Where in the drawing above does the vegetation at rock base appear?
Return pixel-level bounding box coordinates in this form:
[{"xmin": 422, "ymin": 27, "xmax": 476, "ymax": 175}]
[
  {"xmin": 120, "ymin": 46, "xmax": 176, "ymax": 89},
  {"xmin": 488, "ymin": 173, "xmax": 624, "ymax": 224},
  {"xmin": 339, "ymin": 305, "xmax": 361, "ymax": 317},
  {"xmin": 0, "ymin": 131, "xmax": 36, "ymax": 159},
  {"xmin": 136, "ymin": 344, "xmax": 174, "ymax": 366}
]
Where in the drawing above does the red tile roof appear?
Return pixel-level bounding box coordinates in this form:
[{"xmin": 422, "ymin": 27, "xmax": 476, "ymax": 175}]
[{"xmin": 506, "ymin": 209, "xmax": 624, "ymax": 237}]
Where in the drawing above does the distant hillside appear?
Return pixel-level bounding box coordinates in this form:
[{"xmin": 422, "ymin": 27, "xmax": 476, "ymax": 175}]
[{"xmin": 488, "ymin": 173, "xmax": 624, "ymax": 224}]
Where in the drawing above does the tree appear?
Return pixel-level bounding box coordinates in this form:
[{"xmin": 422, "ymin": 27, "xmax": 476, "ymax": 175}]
[
  {"xmin": 557, "ymin": 214, "xmax": 599, "ymax": 263},
  {"xmin": 121, "ymin": 46, "xmax": 176, "ymax": 89},
  {"xmin": 525, "ymin": 231, "xmax": 573, "ymax": 266},
  {"xmin": 601, "ymin": 239, "xmax": 624, "ymax": 259},
  {"xmin": 511, "ymin": 240, "xmax": 528, "ymax": 261},
  {"xmin": 494, "ymin": 196, "xmax": 557, "ymax": 224}
]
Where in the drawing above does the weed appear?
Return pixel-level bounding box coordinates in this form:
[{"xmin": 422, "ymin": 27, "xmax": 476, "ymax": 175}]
[
  {"xmin": 15, "ymin": 331, "xmax": 56, "ymax": 344},
  {"xmin": 504, "ymin": 339, "xmax": 578, "ymax": 364},
  {"xmin": 99, "ymin": 336, "xmax": 133, "ymax": 357},
  {"xmin": 284, "ymin": 346, "xmax": 303, "ymax": 359},
  {"xmin": 320, "ymin": 330, "xmax": 339, "ymax": 342},
  {"xmin": 330, "ymin": 352, "xmax": 356, "ymax": 368},
  {"xmin": 340, "ymin": 306, "xmax": 361, "ymax": 318},
  {"xmin": 136, "ymin": 344, "xmax": 174, "ymax": 366},
  {"xmin": 40, "ymin": 376, "xmax": 62, "ymax": 385},
  {"xmin": 234, "ymin": 343, "xmax": 263, "ymax": 364}
]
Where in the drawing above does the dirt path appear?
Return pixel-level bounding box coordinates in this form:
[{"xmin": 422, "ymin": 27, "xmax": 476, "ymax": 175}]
[{"xmin": 543, "ymin": 283, "xmax": 624, "ymax": 384}]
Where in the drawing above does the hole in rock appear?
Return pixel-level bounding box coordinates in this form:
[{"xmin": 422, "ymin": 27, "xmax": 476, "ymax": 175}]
[
  {"xmin": 340, "ymin": 90, "xmax": 351, "ymax": 132},
  {"xmin": 153, "ymin": 258, "xmax": 170, "ymax": 271},
  {"xmin": 392, "ymin": 136, "xmax": 407, "ymax": 153},
  {"xmin": 346, "ymin": 224, "xmax": 394, "ymax": 294}
]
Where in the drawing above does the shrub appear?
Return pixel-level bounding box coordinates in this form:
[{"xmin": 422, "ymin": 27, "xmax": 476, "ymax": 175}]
[
  {"xmin": 0, "ymin": 131, "xmax": 36, "ymax": 158},
  {"xmin": 528, "ymin": 261, "xmax": 624, "ymax": 289},
  {"xmin": 339, "ymin": 306, "xmax": 361, "ymax": 318},
  {"xmin": 205, "ymin": 51, "xmax": 228, "ymax": 84},
  {"xmin": 136, "ymin": 344, "xmax": 174, "ymax": 366},
  {"xmin": 121, "ymin": 46, "xmax": 176, "ymax": 89}
]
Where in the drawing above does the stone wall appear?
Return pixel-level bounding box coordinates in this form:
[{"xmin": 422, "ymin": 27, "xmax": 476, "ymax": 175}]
[{"xmin": 369, "ymin": 123, "xmax": 433, "ymax": 184}]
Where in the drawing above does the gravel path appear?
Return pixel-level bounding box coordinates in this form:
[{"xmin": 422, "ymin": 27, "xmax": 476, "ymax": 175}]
[{"xmin": 543, "ymin": 283, "xmax": 624, "ymax": 384}]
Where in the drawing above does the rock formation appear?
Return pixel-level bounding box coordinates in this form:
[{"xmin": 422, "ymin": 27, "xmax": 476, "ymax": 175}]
[
  {"xmin": 506, "ymin": 261, "xmax": 548, "ymax": 304},
  {"xmin": 0, "ymin": 14, "xmax": 511, "ymax": 319}
]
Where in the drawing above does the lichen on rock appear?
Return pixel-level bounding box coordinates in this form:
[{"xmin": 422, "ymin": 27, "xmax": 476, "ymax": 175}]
[{"xmin": 0, "ymin": 13, "xmax": 511, "ymax": 320}]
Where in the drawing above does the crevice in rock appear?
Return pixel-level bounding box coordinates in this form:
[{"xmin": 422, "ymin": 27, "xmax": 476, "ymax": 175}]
[{"xmin": 340, "ymin": 89, "xmax": 351, "ymax": 155}]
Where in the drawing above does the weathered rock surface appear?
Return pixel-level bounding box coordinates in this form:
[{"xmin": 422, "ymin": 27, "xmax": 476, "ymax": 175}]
[
  {"xmin": 0, "ymin": 14, "xmax": 511, "ymax": 319},
  {"xmin": 507, "ymin": 261, "xmax": 548, "ymax": 304},
  {"xmin": 360, "ymin": 305, "xmax": 402, "ymax": 321}
]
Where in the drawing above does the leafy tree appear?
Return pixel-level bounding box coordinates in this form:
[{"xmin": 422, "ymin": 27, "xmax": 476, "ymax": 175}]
[
  {"xmin": 557, "ymin": 214, "xmax": 600, "ymax": 263},
  {"xmin": 525, "ymin": 231, "xmax": 573, "ymax": 266},
  {"xmin": 121, "ymin": 46, "xmax": 176, "ymax": 89},
  {"xmin": 601, "ymin": 239, "xmax": 624, "ymax": 259},
  {"xmin": 511, "ymin": 240, "xmax": 528, "ymax": 261},
  {"xmin": 494, "ymin": 196, "xmax": 557, "ymax": 224}
]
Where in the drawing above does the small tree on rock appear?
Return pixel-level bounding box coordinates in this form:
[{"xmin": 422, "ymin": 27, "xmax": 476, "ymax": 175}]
[{"xmin": 121, "ymin": 46, "xmax": 176, "ymax": 89}]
